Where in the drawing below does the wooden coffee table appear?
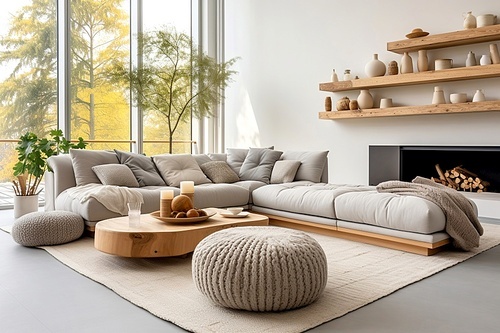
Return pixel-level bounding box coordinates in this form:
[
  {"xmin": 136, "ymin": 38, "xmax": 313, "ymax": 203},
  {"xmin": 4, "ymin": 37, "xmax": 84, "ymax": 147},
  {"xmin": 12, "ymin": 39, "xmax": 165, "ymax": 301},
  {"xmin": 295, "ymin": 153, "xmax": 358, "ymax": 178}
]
[{"xmin": 94, "ymin": 208, "xmax": 269, "ymax": 257}]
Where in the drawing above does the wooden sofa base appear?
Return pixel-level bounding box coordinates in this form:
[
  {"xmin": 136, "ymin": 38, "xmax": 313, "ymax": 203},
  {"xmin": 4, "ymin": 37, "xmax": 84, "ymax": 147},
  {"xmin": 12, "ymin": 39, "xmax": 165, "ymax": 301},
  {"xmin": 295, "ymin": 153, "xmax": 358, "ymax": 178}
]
[{"xmin": 258, "ymin": 213, "xmax": 450, "ymax": 256}]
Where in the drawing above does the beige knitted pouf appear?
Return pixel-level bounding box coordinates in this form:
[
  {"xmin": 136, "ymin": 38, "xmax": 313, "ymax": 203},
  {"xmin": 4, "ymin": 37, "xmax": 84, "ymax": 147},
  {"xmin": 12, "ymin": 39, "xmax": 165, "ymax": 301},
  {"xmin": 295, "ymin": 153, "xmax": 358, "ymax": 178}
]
[
  {"xmin": 192, "ymin": 226, "xmax": 328, "ymax": 312},
  {"xmin": 12, "ymin": 211, "xmax": 84, "ymax": 247}
]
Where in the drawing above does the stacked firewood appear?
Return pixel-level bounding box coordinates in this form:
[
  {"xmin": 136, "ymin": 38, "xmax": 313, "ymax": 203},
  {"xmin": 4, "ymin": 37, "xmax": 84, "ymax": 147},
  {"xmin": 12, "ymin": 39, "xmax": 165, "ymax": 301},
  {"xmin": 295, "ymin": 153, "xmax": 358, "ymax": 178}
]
[{"xmin": 432, "ymin": 164, "xmax": 489, "ymax": 192}]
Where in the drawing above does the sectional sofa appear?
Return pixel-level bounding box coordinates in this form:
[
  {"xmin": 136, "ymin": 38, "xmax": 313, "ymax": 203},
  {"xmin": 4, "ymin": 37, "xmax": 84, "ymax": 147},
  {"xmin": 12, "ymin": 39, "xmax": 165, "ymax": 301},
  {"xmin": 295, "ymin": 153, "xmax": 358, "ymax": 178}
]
[{"xmin": 45, "ymin": 147, "xmax": 473, "ymax": 255}]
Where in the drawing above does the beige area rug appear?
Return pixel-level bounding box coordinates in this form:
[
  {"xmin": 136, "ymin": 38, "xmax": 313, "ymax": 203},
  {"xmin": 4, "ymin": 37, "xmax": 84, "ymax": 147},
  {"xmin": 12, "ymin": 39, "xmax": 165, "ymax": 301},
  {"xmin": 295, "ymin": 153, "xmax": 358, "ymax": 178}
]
[{"xmin": 8, "ymin": 224, "xmax": 500, "ymax": 332}]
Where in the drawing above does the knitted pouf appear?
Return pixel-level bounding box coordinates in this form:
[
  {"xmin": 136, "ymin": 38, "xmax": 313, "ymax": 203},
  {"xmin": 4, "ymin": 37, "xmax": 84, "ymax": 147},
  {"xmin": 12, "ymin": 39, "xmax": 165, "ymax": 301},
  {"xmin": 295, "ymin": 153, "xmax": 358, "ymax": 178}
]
[
  {"xmin": 192, "ymin": 226, "xmax": 328, "ymax": 312},
  {"xmin": 12, "ymin": 211, "xmax": 84, "ymax": 247}
]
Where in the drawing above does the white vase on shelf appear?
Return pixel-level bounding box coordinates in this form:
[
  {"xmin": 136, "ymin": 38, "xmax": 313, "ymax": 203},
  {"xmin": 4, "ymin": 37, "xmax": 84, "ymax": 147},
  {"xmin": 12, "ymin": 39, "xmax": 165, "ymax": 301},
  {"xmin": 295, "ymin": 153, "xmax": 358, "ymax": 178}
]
[
  {"xmin": 463, "ymin": 11, "xmax": 477, "ymax": 29},
  {"xmin": 358, "ymin": 89, "xmax": 374, "ymax": 109},
  {"xmin": 432, "ymin": 86, "xmax": 446, "ymax": 105},
  {"xmin": 480, "ymin": 54, "xmax": 491, "ymax": 65},
  {"xmin": 466, "ymin": 51, "xmax": 477, "ymax": 67},
  {"xmin": 365, "ymin": 54, "xmax": 386, "ymax": 77},
  {"xmin": 401, "ymin": 52, "xmax": 413, "ymax": 74},
  {"xmin": 473, "ymin": 89, "xmax": 485, "ymax": 102},
  {"xmin": 331, "ymin": 69, "xmax": 339, "ymax": 82},
  {"xmin": 417, "ymin": 50, "xmax": 428, "ymax": 72}
]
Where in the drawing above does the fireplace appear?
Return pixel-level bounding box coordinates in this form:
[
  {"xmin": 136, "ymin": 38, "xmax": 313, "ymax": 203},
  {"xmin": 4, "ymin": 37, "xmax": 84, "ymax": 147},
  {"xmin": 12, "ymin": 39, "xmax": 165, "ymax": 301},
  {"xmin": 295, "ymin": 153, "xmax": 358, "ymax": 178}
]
[{"xmin": 369, "ymin": 145, "xmax": 500, "ymax": 193}]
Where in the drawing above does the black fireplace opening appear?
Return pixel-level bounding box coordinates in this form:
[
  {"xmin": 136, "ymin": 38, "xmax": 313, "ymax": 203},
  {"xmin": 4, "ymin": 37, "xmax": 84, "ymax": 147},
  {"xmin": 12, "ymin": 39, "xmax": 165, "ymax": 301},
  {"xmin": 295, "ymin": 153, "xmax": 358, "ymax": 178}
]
[{"xmin": 369, "ymin": 145, "xmax": 500, "ymax": 193}]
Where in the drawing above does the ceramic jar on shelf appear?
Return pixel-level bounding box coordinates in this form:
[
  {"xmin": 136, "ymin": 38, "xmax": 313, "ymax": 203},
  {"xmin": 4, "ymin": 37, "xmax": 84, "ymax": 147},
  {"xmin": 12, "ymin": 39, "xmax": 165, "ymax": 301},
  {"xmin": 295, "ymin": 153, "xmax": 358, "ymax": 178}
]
[
  {"xmin": 463, "ymin": 11, "xmax": 477, "ymax": 29},
  {"xmin": 473, "ymin": 89, "xmax": 485, "ymax": 102},
  {"xmin": 401, "ymin": 52, "xmax": 413, "ymax": 74},
  {"xmin": 490, "ymin": 44, "xmax": 500, "ymax": 64},
  {"xmin": 343, "ymin": 69, "xmax": 352, "ymax": 81},
  {"xmin": 480, "ymin": 54, "xmax": 492, "ymax": 66},
  {"xmin": 331, "ymin": 69, "xmax": 339, "ymax": 82},
  {"xmin": 432, "ymin": 86, "xmax": 446, "ymax": 105},
  {"xmin": 466, "ymin": 51, "xmax": 477, "ymax": 67},
  {"xmin": 387, "ymin": 60, "xmax": 398, "ymax": 75},
  {"xmin": 358, "ymin": 89, "xmax": 374, "ymax": 109},
  {"xmin": 365, "ymin": 53, "xmax": 386, "ymax": 77},
  {"xmin": 417, "ymin": 50, "xmax": 428, "ymax": 72}
]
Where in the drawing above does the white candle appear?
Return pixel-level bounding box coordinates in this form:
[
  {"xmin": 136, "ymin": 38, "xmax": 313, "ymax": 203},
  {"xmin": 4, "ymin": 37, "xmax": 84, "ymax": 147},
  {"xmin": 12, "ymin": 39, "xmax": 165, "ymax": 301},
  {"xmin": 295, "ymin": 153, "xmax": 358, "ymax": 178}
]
[
  {"xmin": 161, "ymin": 190, "xmax": 174, "ymax": 199},
  {"xmin": 180, "ymin": 181, "xmax": 195, "ymax": 193}
]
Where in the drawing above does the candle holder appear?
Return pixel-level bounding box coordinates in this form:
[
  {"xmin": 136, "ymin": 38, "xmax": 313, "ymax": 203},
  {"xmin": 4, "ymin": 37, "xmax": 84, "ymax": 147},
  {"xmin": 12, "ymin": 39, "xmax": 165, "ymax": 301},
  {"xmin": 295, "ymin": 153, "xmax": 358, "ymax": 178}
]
[
  {"xmin": 160, "ymin": 198, "xmax": 172, "ymax": 217},
  {"xmin": 181, "ymin": 192, "xmax": 194, "ymax": 203},
  {"xmin": 160, "ymin": 189, "xmax": 174, "ymax": 217}
]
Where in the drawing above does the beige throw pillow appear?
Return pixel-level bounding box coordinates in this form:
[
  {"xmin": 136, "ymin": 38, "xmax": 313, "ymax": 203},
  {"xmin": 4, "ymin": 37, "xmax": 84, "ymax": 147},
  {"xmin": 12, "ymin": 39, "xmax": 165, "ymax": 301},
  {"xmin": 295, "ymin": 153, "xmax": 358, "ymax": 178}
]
[
  {"xmin": 270, "ymin": 160, "xmax": 301, "ymax": 184},
  {"xmin": 201, "ymin": 161, "xmax": 240, "ymax": 183},
  {"xmin": 92, "ymin": 164, "xmax": 140, "ymax": 187}
]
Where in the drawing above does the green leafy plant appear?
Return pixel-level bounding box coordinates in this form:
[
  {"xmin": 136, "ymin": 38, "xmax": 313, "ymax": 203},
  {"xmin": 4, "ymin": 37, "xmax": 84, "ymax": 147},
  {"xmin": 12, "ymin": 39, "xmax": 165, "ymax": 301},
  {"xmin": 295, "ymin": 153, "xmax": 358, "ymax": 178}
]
[
  {"xmin": 13, "ymin": 129, "xmax": 87, "ymax": 196},
  {"xmin": 110, "ymin": 26, "xmax": 238, "ymax": 153}
]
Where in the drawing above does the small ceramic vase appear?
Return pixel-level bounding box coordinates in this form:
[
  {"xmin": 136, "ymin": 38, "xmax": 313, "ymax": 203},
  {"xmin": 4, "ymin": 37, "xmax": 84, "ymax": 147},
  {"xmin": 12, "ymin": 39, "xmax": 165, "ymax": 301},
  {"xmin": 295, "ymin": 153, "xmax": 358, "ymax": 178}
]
[
  {"xmin": 401, "ymin": 52, "xmax": 413, "ymax": 74},
  {"xmin": 365, "ymin": 54, "xmax": 386, "ymax": 77},
  {"xmin": 387, "ymin": 60, "xmax": 399, "ymax": 75},
  {"xmin": 325, "ymin": 97, "xmax": 332, "ymax": 111},
  {"xmin": 480, "ymin": 54, "xmax": 492, "ymax": 66},
  {"xmin": 463, "ymin": 11, "xmax": 477, "ymax": 29},
  {"xmin": 466, "ymin": 51, "xmax": 477, "ymax": 67},
  {"xmin": 432, "ymin": 86, "xmax": 446, "ymax": 105},
  {"xmin": 417, "ymin": 50, "xmax": 429, "ymax": 72},
  {"xmin": 358, "ymin": 89, "xmax": 374, "ymax": 109},
  {"xmin": 489, "ymin": 44, "xmax": 500, "ymax": 64},
  {"xmin": 473, "ymin": 89, "xmax": 485, "ymax": 102},
  {"xmin": 331, "ymin": 69, "xmax": 339, "ymax": 82},
  {"xmin": 343, "ymin": 69, "xmax": 352, "ymax": 81}
]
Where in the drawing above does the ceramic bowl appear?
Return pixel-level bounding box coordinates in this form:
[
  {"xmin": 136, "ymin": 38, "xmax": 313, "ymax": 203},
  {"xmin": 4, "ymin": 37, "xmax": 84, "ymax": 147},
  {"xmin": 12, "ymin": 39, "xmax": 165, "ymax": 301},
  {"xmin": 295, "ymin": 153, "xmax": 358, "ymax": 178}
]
[
  {"xmin": 226, "ymin": 207, "xmax": 244, "ymax": 215},
  {"xmin": 450, "ymin": 93, "xmax": 467, "ymax": 104}
]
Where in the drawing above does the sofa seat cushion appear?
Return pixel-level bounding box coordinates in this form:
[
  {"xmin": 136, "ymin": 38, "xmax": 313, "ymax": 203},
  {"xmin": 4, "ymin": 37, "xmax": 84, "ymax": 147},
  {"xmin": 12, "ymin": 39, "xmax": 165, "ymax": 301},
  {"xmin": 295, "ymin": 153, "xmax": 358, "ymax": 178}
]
[
  {"xmin": 334, "ymin": 190, "xmax": 446, "ymax": 234},
  {"xmin": 252, "ymin": 182, "xmax": 367, "ymax": 219},
  {"xmin": 192, "ymin": 183, "xmax": 250, "ymax": 209}
]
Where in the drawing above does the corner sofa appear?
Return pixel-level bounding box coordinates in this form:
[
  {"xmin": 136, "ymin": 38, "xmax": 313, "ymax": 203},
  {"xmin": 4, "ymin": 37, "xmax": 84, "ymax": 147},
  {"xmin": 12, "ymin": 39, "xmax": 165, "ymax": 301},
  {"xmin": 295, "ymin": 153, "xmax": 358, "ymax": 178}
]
[{"xmin": 45, "ymin": 147, "xmax": 459, "ymax": 255}]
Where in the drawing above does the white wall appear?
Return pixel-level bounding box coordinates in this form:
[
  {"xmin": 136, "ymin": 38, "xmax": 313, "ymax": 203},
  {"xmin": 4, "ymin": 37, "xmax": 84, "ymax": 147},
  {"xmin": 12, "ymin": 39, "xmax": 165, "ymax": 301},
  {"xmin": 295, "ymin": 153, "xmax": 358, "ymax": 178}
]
[{"xmin": 224, "ymin": 0, "xmax": 500, "ymax": 185}]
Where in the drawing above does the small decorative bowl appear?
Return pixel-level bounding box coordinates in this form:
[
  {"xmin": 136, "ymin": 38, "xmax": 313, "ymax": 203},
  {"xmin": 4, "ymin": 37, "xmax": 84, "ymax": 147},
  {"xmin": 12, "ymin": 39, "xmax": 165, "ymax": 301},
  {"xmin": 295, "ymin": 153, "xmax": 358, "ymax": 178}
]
[
  {"xmin": 450, "ymin": 93, "xmax": 467, "ymax": 104},
  {"xmin": 226, "ymin": 207, "xmax": 244, "ymax": 215}
]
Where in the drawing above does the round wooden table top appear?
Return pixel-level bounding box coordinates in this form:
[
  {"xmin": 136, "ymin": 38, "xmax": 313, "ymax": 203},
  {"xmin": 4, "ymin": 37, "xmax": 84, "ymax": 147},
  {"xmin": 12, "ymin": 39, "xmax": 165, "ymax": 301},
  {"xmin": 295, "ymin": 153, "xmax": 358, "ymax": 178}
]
[{"xmin": 94, "ymin": 209, "xmax": 269, "ymax": 257}]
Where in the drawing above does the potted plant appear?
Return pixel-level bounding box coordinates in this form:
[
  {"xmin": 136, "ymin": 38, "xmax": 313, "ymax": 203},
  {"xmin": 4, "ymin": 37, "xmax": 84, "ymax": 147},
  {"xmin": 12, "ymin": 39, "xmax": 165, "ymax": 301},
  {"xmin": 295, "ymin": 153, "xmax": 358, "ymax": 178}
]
[{"xmin": 12, "ymin": 129, "xmax": 86, "ymax": 218}]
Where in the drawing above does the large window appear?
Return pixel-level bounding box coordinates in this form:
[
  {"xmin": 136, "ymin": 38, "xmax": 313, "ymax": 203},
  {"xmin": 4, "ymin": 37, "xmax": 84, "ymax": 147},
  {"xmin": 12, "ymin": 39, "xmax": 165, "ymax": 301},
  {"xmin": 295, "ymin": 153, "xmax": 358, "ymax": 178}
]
[{"xmin": 0, "ymin": 0, "xmax": 201, "ymax": 183}]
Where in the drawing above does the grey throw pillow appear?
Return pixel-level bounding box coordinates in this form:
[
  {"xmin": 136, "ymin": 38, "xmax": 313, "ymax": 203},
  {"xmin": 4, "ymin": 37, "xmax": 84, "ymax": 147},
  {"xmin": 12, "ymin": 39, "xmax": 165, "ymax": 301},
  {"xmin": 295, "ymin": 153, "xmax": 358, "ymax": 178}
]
[
  {"xmin": 281, "ymin": 151, "xmax": 329, "ymax": 183},
  {"xmin": 152, "ymin": 154, "xmax": 212, "ymax": 187},
  {"xmin": 92, "ymin": 164, "xmax": 140, "ymax": 187},
  {"xmin": 201, "ymin": 161, "xmax": 240, "ymax": 183},
  {"xmin": 226, "ymin": 148, "xmax": 248, "ymax": 175},
  {"xmin": 239, "ymin": 148, "xmax": 283, "ymax": 183},
  {"xmin": 270, "ymin": 160, "xmax": 301, "ymax": 184},
  {"xmin": 114, "ymin": 150, "xmax": 165, "ymax": 186},
  {"xmin": 70, "ymin": 149, "xmax": 119, "ymax": 186}
]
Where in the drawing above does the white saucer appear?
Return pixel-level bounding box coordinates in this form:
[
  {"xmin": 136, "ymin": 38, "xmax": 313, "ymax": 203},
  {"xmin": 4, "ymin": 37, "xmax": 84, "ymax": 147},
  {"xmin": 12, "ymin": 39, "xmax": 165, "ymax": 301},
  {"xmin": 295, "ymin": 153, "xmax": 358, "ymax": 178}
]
[{"xmin": 220, "ymin": 211, "xmax": 249, "ymax": 218}]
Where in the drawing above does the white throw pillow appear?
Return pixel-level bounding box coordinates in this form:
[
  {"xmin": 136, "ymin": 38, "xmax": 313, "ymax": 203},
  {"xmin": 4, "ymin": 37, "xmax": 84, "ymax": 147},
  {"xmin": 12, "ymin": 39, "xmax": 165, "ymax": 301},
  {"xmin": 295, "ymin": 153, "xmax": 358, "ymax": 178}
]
[
  {"xmin": 152, "ymin": 154, "xmax": 212, "ymax": 187},
  {"xmin": 270, "ymin": 160, "xmax": 301, "ymax": 184}
]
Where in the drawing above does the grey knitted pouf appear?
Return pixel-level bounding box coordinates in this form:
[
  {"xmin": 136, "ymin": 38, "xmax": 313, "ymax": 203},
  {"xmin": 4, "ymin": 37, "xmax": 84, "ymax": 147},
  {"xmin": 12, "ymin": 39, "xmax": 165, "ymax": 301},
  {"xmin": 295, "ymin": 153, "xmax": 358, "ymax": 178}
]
[
  {"xmin": 192, "ymin": 226, "xmax": 328, "ymax": 312},
  {"xmin": 12, "ymin": 211, "xmax": 84, "ymax": 247}
]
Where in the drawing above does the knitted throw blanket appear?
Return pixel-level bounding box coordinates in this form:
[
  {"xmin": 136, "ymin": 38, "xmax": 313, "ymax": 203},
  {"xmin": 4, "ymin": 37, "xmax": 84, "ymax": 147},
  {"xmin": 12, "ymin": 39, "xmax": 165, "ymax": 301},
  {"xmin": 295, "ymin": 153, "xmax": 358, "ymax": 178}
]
[
  {"xmin": 66, "ymin": 184, "xmax": 144, "ymax": 215},
  {"xmin": 376, "ymin": 176, "xmax": 483, "ymax": 251}
]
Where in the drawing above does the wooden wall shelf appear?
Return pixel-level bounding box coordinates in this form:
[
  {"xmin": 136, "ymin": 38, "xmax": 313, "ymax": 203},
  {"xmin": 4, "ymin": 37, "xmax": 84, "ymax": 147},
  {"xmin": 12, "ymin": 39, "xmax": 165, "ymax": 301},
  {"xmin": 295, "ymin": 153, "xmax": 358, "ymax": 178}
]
[
  {"xmin": 387, "ymin": 25, "xmax": 500, "ymax": 54},
  {"xmin": 319, "ymin": 101, "xmax": 500, "ymax": 120},
  {"xmin": 319, "ymin": 64, "xmax": 500, "ymax": 92}
]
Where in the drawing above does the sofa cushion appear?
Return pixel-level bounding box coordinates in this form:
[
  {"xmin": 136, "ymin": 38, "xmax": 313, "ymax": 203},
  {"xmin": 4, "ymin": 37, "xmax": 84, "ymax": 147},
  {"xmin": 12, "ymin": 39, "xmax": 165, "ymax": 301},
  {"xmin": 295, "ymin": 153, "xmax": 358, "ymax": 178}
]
[
  {"xmin": 239, "ymin": 148, "xmax": 283, "ymax": 183},
  {"xmin": 252, "ymin": 182, "xmax": 344, "ymax": 219},
  {"xmin": 271, "ymin": 160, "xmax": 301, "ymax": 184},
  {"xmin": 200, "ymin": 161, "xmax": 240, "ymax": 184},
  {"xmin": 92, "ymin": 164, "xmax": 140, "ymax": 187},
  {"xmin": 114, "ymin": 150, "xmax": 165, "ymax": 186},
  {"xmin": 153, "ymin": 154, "xmax": 212, "ymax": 187},
  {"xmin": 281, "ymin": 151, "xmax": 328, "ymax": 183},
  {"xmin": 226, "ymin": 148, "xmax": 249, "ymax": 174},
  {"xmin": 70, "ymin": 149, "xmax": 119, "ymax": 186},
  {"xmin": 334, "ymin": 190, "xmax": 446, "ymax": 234}
]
